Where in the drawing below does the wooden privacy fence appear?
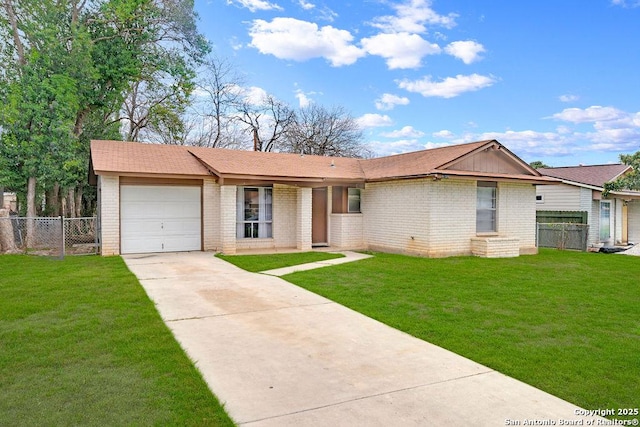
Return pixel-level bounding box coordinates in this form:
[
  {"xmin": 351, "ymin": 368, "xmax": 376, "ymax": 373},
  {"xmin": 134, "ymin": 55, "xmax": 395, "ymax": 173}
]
[
  {"xmin": 536, "ymin": 210, "xmax": 588, "ymax": 224},
  {"xmin": 536, "ymin": 223, "xmax": 590, "ymax": 251}
]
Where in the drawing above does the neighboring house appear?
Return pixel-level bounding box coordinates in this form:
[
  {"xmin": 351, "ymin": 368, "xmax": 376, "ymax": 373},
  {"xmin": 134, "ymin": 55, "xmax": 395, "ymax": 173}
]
[
  {"xmin": 537, "ymin": 164, "xmax": 640, "ymax": 246},
  {"xmin": 89, "ymin": 139, "xmax": 557, "ymax": 258},
  {"xmin": 1, "ymin": 192, "xmax": 17, "ymax": 212}
]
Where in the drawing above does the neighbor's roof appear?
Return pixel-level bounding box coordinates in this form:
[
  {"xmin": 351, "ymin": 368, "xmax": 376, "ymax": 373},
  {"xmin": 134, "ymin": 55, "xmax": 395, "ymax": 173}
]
[
  {"xmin": 538, "ymin": 164, "xmax": 631, "ymax": 188},
  {"xmin": 90, "ymin": 139, "xmax": 555, "ymax": 184}
]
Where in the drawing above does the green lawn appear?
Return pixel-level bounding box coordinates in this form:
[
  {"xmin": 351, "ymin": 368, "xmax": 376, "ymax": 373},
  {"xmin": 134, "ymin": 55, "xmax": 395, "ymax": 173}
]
[
  {"xmin": 0, "ymin": 255, "xmax": 235, "ymax": 427},
  {"xmin": 217, "ymin": 251, "xmax": 344, "ymax": 272},
  {"xmin": 224, "ymin": 249, "xmax": 640, "ymax": 415}
]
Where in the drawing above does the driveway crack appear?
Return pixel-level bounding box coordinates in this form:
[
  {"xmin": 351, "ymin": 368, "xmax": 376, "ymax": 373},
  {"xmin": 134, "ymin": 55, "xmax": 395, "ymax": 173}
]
[
  {"xmin": 165, "ymin": 301, "xmax": 336, "ymax": 323},
  {"xmin": 237, "ymin": 370, "xmax": 495, "ymax": 425}
]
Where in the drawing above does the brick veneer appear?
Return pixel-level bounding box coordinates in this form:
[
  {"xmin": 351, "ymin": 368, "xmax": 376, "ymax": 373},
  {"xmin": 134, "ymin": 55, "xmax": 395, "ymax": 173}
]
[{"xmin": 98, "ymin": 175, "xmax": 120, "ymax": 256}]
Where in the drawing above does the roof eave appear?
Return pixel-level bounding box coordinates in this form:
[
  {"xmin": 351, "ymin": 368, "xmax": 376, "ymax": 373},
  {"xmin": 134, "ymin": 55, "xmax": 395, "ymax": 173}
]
[
  {"xmin": 91, "ymin": 170, "xmax": 212, "ymax": 180},
  {"xmin": 554, "ymin": 179, "xmax": 604, "ymax": 191},
  {"xmin": 608, "ymin": 190, "xmax": 640, "ymax": 200},
  {"xmin": 218, "ymin": 173, "xmax": 365, "ymax": 186},
  {"xmin": 431, "ymin": 169, "xmax": 560, "ymax": 184},
  {"xmin": 364, "ymin": 170, "xmax": 559, "ymax": 184}
]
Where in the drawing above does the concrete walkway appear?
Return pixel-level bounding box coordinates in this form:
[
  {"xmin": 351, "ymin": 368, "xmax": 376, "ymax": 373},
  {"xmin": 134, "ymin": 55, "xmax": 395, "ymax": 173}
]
[
  {"xmin": 260, "ymin": 251, "xmax": 372, "ymax": 276},
  {"xmin": 123, "ymin": 252, "xmax": 599, "ymax": 426}
]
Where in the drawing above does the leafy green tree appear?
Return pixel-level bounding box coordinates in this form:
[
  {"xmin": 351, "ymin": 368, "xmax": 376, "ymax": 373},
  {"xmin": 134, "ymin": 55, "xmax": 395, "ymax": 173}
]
[
  {"xmin": 604, "ymin": 150, "xmax": 640, "ymax": 196},
  {"xmin": 529, "ymin": 160, "xmax": 550, "ymax": 169},
  {"xmin": 0, "ymin": 0, "xmax": 208, "ymax": 216}
]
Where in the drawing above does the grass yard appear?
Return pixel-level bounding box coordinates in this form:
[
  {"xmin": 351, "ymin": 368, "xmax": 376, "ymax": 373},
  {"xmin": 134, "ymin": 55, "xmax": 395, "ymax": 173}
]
[
  {"xmin": 0, "ymin": 255, "xmax": 235, "ymax": 427},
  {"xmin": 216, "ymin": 251, "xmax": 344, "ymax": 272},
  {"xmin": 223, "ymin": 249, "xmax": 640, "ymax": 416}
]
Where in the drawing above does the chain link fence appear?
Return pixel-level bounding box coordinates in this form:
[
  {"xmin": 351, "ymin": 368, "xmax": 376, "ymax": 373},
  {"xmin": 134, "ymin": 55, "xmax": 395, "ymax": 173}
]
[
  {"xmin": 537, "ymin": 223, "xmax": 589, "ymax": 251},
  {"xmin": 0, "ymin": 216, "xmax": 98, "ymax": 258}
]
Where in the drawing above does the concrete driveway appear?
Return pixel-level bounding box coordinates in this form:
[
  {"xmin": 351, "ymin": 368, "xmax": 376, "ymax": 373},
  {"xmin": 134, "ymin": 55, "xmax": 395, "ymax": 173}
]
[{"xmin": 123, "ymin": 252, "xmax": 598, "ymax": 426}]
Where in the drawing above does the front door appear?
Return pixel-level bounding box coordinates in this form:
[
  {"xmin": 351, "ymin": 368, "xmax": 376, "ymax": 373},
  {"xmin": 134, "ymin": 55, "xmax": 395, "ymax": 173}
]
[
  {"xmin": 599, "ymin": 201, "xmax": 611, "ymax": 243},
  {"xmin": 312, "ymin": 187, "xmax": 328, "ymax": 246}
]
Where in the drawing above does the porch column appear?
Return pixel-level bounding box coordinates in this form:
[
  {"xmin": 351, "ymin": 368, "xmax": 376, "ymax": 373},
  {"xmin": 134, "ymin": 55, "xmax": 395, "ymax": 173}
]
[
  {"xmin": 99, "ymin": 175, "xmax": 120, "ymax": 256},
  {"xmin": 220, "ymin": 184, "xmax": 237, "ymax": 254},
  {"xmin": 297, "ymin": 187, "xmax": 312, "ymax": 251}
]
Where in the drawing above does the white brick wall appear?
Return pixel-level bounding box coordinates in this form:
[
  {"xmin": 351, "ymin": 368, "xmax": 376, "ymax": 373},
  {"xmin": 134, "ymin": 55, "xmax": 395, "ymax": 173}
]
[
  {"xmin": 297, "ymin": 187, "xmax": 312, "ymax": 250},
  {"xmin": 273, "ymin": 184, "xmax": 297, "ymax": 248},
  {"xmin": 363, "ymin": 179, "xmax": 432, "ymax": 255},
  {"xmin": 330, "ymin": 213, "xmax": 364, "ymax": 249},
  {"xmin": 98, "ymin": 175, "xmax": 120, "ymax": 256},
  {"xmin": 202, "ymin": 179, "xmax": 220, "ymax": 251},
  {"xmin": 425, "ymin": 179, "xmax": 477, "ymax": 257},
  {"xmin": 219, "ymin": 185, "xmax": 237, "ymax": 254},
  {"xmin": 363, "ymin": 178, "xmax": 476, "ymax": 257},
  {"xmin": 97, "ymin": 173, "xmax": 542, "ymax": 258},
  {"xmin": 471, "ymin": 237, "xmax": 520, "ymax": 258},
  {"xmin": 497, "ymin": 182, "xmax": 537, "ymax": 253},
  {"xmin": 363, "ymin": 178, "xmax": 538, "ymax": 257}
]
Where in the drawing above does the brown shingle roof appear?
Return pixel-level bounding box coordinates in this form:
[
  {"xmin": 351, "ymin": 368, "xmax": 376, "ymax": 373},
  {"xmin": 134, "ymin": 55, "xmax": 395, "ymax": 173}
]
[
  {"xmin": 538, "ymin": 164, "xmax": 631, "ymax": 188},
  {"xmin": 188, "ymin": 146, "xmax": 364, "ymax": 181},
  {"xmin": 360, "ymin": 140, "xmax": 493, "ymax": 180},
  {"xmin": 90, "ymin": 140, "xmax": 211, "ymax": 177},
  {"xmin": 90, "ymin": 139, "xmax": 553, "ymax": 184}
]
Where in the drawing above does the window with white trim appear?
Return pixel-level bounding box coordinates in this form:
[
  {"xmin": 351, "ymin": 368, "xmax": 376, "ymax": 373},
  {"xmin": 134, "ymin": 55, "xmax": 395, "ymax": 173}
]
[
  {"xmin": 476, "ymin": 182, "xmax": 497, "ymax": 233},
  {"xmin": 237, "ymin": 187, "xmax": 272, "ymax": 238},
  {"xmin": 348, "ymin": 188, "xmax": 361, "ymax": 213}
]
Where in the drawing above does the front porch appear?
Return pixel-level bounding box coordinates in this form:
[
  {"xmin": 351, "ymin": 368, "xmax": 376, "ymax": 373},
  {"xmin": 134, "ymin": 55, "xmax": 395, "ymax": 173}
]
[{"xmin": 216, "ymin": 184, "xmax": 364, "ymax": 255}]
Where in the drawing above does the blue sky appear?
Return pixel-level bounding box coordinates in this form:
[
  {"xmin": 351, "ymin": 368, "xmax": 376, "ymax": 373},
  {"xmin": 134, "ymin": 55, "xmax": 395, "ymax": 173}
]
[{"xmin": 194, "ymin": 0, "xmax": 640, "ymax": 166}]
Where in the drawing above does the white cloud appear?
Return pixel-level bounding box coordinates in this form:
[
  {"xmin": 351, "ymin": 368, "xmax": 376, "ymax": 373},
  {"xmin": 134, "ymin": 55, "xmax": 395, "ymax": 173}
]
[
  {"xmin": 444, "ymin": 41, "xmax": 485, "ymax": 64},
  {"xmin": 375, "ymin": 93, "xmax": 410, "ymax": 111},
  {"xmin": 357, "ymin": 113, "xmax": 394, "ymax": 128},
  {"xmin": 466, "ymin": 130, "xmax": 577, "ymax": 157},
  {"xmin": 361, "ymin": 32, "xmax": 441, "ymax": 69},
  {"xmin": 295, "ymin": 90, "xmax": 312, "ymax": 108},
  {"xmin": 230, "ymin": 37, "xmax": 244, "ymax": 51},
  {"xmin": 551, "ymin": 106, "xmax": 627, "ymax": 123},
  {"xmin": 398, "ymin": 74, "xmax": 496, "ymax": 98},
  {"xmin": 423, "ymin": 141, "xmax": 454, "ymax": 150},
  {"xmin": 227, "ymin": 0, "xmax": 282, "ymax": 12},
  {"xmin": 368, "ymin": 139, "xmax": 425, "ymax": 157},
  {"xmin": 611, "ymin": 0, "xmax": 640, "ymax": 7},
  {"xmin": 370, "ymin": 0, "xmax": 458, "ymax": 34},
  {"xmin": 432, "ymin": 130, "xmax": 454, "ymax": 139},
  {"xmin": 381, "ymin": 126, "xmax": 425, "ymax": 138},
  {"xmin": 249, "ymin": 18, "xmax": 365, "ymax": 66},
  {"xmin": 242, "ymin": 86, "xmax": 269, "ymax": 105},
  {"xmin": 559, "ymin": 94, "xmax": 579, "ymax": 103},
  {"xmin": 298, "ymin": 0, "xmax": 314, "ymax": 10},
  {"xmin": 366, "ymin": 105, "xmax": 640, "ymax": 162}
]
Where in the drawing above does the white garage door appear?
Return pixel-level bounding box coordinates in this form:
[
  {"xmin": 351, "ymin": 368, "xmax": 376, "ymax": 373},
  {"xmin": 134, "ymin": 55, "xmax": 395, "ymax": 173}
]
[{"xmin": 120, "ymin": 185, "xmax": 201, "ymax": 254}]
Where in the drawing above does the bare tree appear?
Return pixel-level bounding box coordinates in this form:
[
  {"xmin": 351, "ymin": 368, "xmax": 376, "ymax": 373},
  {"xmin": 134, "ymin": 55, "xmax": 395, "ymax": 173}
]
[
  {"xmin": 284, "ymin": 104, "xmax": 370, "ymax": 157},
  {"xmin": 237, "ymin": 94, "xmax": 294, "ymax": 152},
  {"xmin": 187, "ymin": 56, "xmax": 246, "ymax": 148}
]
